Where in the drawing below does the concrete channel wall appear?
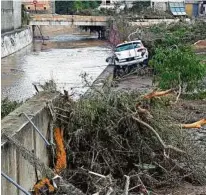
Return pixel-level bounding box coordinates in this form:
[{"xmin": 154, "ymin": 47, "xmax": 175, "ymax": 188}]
[
  {"xmin": 1, "ymin": 92, "xmax": 59, "ymax": 195},
  {"xmin": 1, "ymin": 26, "xmax": 33, "ymax": 58},
  {"xmin": 84, "ymin": 65, "xmax": 115, "ymax": 98},
  {"xmin": 1, "ymin": 0, "xmax": 22, "ymax": 33},
  {"xmin": 1, "ymin": 64, "xmax": 114, "ymax": 195}
]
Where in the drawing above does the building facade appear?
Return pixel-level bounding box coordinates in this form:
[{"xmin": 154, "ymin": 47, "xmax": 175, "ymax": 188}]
[
  {"xmin": 185, "ymin": 0, "xmax": 206, "ymax": 17},
  {"xmin": 22, "ymin": 0, "xmax": 55, "ymax": 14},
  {"xmin": 199, "ymin": 1, "xmax": 206, "ymax": 16},
  {"xmin": 100, "ymin": 0, "xmax": 187, "ymax": 16}
]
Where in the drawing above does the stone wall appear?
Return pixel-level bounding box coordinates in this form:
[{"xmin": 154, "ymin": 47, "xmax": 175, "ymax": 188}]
[
  {"xmin": 1, "ymin": 26, "xmax": 33, "ymax": 58},
  {"xmin": 1, "ymin": 92, "xmax": 59, "ymax": 195}
]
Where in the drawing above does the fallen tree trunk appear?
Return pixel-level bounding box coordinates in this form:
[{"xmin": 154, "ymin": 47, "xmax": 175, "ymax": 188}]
[
  {"xmin": 143, "ymin": 89, "xmax": 174, "ymax": 99},
  {"xmin": 181, "ymin": 119, "xmax": 206, "ymax": 129}
]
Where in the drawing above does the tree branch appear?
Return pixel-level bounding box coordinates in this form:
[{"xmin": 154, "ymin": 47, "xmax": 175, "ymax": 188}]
[
  {"xmin": 124, "ymin": 175, "xmax": 130, "ymax": 195},
  {"xmin": 132, "ymin": 116, "xmax": 185, "ymax": 154}
]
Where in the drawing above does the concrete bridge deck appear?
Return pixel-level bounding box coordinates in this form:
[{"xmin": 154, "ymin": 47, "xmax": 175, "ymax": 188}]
[
  {"xmin": 30, "ymin": 14, "xmax": 110, "ymax": 26},
  {"xmin": 29, "ymin": 14, "xmax": 190, "ymax": 27}
]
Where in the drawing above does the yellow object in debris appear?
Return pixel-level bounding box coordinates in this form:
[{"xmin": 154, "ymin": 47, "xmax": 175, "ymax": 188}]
[
  {"xmin": 54, "ymin": 127, "xmax": 67, "ymax": 174},
  {"xmin": 33, "ymin": 178, "xmax": 55, "ymax": 195}
]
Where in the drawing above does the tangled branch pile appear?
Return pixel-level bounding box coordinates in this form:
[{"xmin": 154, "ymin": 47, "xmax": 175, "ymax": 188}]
[{"xmin": 54, "ymin": 91, "xmax": 206, "ymax": 194}]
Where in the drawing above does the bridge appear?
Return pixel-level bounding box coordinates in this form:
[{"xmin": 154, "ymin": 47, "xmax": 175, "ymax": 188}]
[
  {"xmin": 30, "ymin": 14, "xmax": 191, "ymax": 28},
  {"xmin": 29, "ymin": 14, "xmax": 190, "ymax": 39},
  {"xmin": 29, "ymin": 14, "xmax": 110, "ymax": 38},
  {"xmin": 30, "ymin": 14, "xmax": 109, "ymax": 26}
]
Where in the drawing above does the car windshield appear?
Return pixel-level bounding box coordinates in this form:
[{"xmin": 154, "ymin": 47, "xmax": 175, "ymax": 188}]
[{"xmin": 115, "ymin": 42, "xmax": 142, "ymax": 52}]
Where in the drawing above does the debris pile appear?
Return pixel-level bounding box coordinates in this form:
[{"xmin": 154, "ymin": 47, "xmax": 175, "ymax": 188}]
[{"xmin": 53, "ymin": 89, "xmax": 206, "ymax": 194}]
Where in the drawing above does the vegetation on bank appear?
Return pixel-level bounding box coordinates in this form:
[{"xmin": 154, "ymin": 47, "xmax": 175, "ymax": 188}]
[
  {"xmin": 150, "ymin": 45, "xmax": 206, "ymax": 91},
  {"xmin": 1, "ymin": 98, "xmax": 22, "ymax": 119},
  {"xmin": 55, "ymin": 0, "xmax": 174, "ymax": 18},
  {"xmin": 109, "ymin": 17, "xmax": 206, "ymax": 54},
  {"xmin": 198, "ymin": 54, "xmax": 206, "ymax": 61},
  {"xmin": 21, "ymin": 4, "xmax": 30, "ymax": 25},
  {"xmin": 55, "ymin": 0, "xmax": 101, "ymax": 15}
]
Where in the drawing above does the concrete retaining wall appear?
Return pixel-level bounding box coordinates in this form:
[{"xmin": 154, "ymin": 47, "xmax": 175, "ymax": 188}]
[
  {"xmin": 1, "ymin": 1, "xmax": 14, "ymax": 33},
  {"xmin": 1, "ymin": 27, "xmax": 33, "ymax": 58},
  {"xmin": 84, "ymin": 65, "xmax": 114, "ymax": 97},
  {"xmin": 1, "ymin": 92, "xmax": 59, "ymax": 195},
  {"xmin": 33, "ymin": 25, "xmax": 81, "ymax": 37},
  {"xmin": 1, "ymin": 0, "xmax": 22, "ymax": 33},
  {"xmin": 13, "ymin": 1, "xmax": 22, "ymax": 30},
  {"xmin": 131, "ymin": 18, "xmax": 191, "ymax": 26}
]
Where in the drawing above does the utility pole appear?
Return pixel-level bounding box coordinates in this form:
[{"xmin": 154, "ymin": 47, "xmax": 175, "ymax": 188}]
[{"xmin": 33, "ymin": 0, "xmax": 37, "ymax": 14}]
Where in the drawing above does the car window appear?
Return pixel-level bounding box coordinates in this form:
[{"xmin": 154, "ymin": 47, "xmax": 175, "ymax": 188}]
[{"xmin": 115, "ymin": 42, "xmax": 142, "ymax": 52}]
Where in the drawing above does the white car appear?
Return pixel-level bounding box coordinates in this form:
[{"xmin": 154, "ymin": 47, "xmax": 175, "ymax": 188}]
[{"xmin": 106, "ymin": 40, "xmax": 149, "ymax": 67}]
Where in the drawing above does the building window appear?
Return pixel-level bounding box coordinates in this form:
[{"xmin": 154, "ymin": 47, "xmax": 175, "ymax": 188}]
[
  {"xmin": 44, "ymin": 7, "xmax": 46, "ymax": 10},
  {"xmin": 169, "ymin": 2, "xmax": 186, "ymax": 16},
  {"xmin": 106, "ymin": 0, "xmax": 110, "ymax": 5},
  {"xmin": 28, "ymin": 7, "xmax": 30, "ymax": 9}
]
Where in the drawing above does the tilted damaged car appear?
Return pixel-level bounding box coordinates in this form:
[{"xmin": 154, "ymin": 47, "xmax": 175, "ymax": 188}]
[{"xmin": 106, "ymin": 40, "xmax": 149, "ymax": 76}]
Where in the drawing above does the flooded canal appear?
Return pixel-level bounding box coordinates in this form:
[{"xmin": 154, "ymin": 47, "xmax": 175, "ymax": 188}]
[{"xmin": 1, "ymin": 34, "xmax": 110, "ymax": 101}]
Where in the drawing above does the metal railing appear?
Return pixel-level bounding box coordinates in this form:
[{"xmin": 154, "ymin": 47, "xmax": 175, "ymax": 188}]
[
  {"xmin": 21, "ymin": 112, "xmax": 50, "ymax": 146},
  {"xmin": 1, "ymin": 172, "xmax": 31, "ymax": 195}
]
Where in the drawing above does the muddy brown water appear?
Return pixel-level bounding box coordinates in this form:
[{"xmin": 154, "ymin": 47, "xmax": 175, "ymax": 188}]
[{"xmin": 1, "ymin": 34, "xmax": 111, "ymax": 101}]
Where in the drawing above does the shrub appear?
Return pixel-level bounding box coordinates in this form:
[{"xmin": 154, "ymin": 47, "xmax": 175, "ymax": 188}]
[{"xmin": 150, "ymin": 45, "xmax": 206, "ymax": 91}]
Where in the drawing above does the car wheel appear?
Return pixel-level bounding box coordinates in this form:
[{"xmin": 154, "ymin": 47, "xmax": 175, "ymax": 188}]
[
  {"xmin": 114, "ymin": 65, "xmax": 122, "ymax": 78},
  {"xmin": 143, "ymin": 59, "xmax": 148, "ymax": 66},
  {"xmin": 116, "ymin": 66, "xmax": 124, "ymax": 77},
  {"xmin": 124, "ymin": 66, "xmax": 129, "ymax": 75}
]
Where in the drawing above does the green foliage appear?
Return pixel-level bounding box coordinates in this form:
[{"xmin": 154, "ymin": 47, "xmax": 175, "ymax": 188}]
[
  {"xmin": 1, "ymin": 98, "xmax": 22, "ymax": 119},
  {"xmin": 150, "ymin": 45, "xmax": 206, "ymax": 91},
  {"xmin": 141, "ymin": 20, "xmax": 206, "ymax": 57},
  {"xmin": 74, "ymin": 0, "xmax": 83, "ymax": 13},
  {"xmin": 131, "ymin": 1, "xmax": 150, "ymax": 12},
  {"xmin": 197, "ymin": 54, "xmax": 206, "ymax": 61},
  {"xmin": 21, "ymin": 4, "xmax": 30, "ymax": 25},
  {"xmin": 55, "ymin": 0, "xmax": 101, "ymax": 15},
  {"xmin": 55, "ymin": 1, "xmax": 74, "ymax": 14},
  {"xmin": 181, "ymin": 91, "xmax": 206, "ymax": 100}
]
